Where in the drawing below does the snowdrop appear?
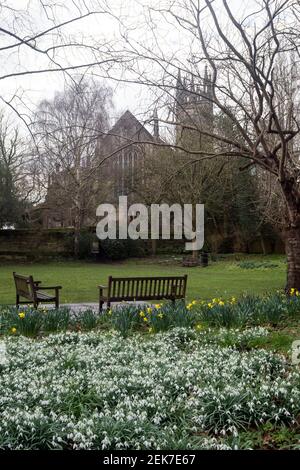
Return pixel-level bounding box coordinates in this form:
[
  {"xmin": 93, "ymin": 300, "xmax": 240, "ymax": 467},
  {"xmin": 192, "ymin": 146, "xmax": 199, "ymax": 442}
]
[{"xmin": 0, "ymin": 327, "xmax": 299, "ymax": 449}]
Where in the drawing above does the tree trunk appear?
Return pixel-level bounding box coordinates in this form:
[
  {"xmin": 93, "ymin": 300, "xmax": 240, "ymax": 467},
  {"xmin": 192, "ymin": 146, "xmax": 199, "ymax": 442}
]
[
  {"xmin": 74, "ymin": 212, "xmax": 81, "ymax": 259},
  {"xmin": 280, "ymin": 178, "xmax": 300, "ymax": 292},
  {"xmin": 151, "ymin": 239, "xmax": 157, "ymax": 255},
  {"xmin": 284, "ymin": 226, "xmax": 300, "ymax": 291},
  {"xmin": 260, "ymin": 233, "xmax": 267, "ymax": 256}
]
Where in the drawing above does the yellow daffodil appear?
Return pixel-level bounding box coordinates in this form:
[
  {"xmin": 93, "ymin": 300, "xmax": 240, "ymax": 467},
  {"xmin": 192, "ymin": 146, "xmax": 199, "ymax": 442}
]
[
  {"xmin": 231, "ymin": 297, "xmax": 236, "ymax": 303},
  {"xmin": 219, "ymin": 301, "xmax": 225, "ymax": 306},
  {"xmin": 139, "ymin": 311, "xmax": 145, "ymax": 318},
  {"xmin": 207, "ymin": 303, "xmax": 213, "ymax": 308},
  {"xmin": 186, "ymin": 304, "xmax": 192, "ymax": 310},
  {"xmin": 195, "ymin": 323, "xmax": 203, "ymax": 331},
  {"xmin": 296, "ymin": 291, "xmax": 300, "ymax": 297},
  {"xmin": 108, "ymin": 309, "xmax": 112, "ymax": 315},
  {"xmin": 192, "ymin": 300, "xmax": 197, "ymax": 305},
  {"xmin": 11, "ymin": 327, "xmax": 17, "ymax": 334},
  {"xmin": 290, "ymin": 288, "xmax": 295, "ymax": 295},
  {"xmin": 143, "ymin": 317, "xmax": 148, "ymax": 322},
  {"xmin": 148, "ymin": 327, "xmax": 153, "ymax": 333},
  {"xmin": 154, "ymin": 304, "xmax": 161, "ymax": 309},
  {"xmin": 147, "ymin": 307, "xmax": 152, "ymax": 314},
  {"xmin": 158, "ymin": 313, "xmax": 163, "ymax": 319},
  {"xmin": 18, "ymin": 312, "xmax": 25, "ymax": 319}
]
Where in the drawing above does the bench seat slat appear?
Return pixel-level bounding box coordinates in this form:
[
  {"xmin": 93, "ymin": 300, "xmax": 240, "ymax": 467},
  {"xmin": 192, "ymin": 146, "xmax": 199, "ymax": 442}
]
[{"xmin": 36, "ymin": 291, "xmax": 56, "ymax": 301}]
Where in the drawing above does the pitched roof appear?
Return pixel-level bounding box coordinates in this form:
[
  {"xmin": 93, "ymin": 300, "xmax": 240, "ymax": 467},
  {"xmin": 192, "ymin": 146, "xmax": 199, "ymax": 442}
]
[{"xmin": 102, "ymin": 110, "xmax": 156, "ymax": 144}]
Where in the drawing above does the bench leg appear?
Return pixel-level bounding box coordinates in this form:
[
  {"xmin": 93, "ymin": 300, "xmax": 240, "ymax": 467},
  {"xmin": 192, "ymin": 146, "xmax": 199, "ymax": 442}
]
[
  {"xmin": 34, "ymin": 300, "xmax": 38, "ymax": 309},
  {"xmin": 16, "ymin": 294, "xmax": 20, "ymax": 309},
  {"xmin": 107, "ymin": 301, "xmax": 111, "ymax": 310},
  {"xmin": 99, "ymin": 288, "xmax": 104, "ymax": 313},
  {"xmin": 55, "ymin": 294, "xmax": 59, "ymax": 309}
]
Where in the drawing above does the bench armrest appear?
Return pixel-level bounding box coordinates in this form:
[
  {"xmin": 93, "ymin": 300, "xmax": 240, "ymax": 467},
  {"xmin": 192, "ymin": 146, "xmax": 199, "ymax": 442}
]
[
  {"xmin": 27, "ymin": 280, "xmax": 41, "ymax": 286},
  {"xmin": 98, "ymin": 285, "xmax": 107, "ymax": 290},
  {"xmin": 36, "ymin": 286, "xmax": 62, "ymax": 290}
]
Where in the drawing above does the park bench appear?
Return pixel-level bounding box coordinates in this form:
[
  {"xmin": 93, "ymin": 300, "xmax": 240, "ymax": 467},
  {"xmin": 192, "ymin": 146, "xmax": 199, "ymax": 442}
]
[
  {"xmin": 13, "ymin": 272, "xmax": 62, "ymax": 309},
  {"xmin": 98, "ymin": 274, "xmax": 188, "ymax": 312}
]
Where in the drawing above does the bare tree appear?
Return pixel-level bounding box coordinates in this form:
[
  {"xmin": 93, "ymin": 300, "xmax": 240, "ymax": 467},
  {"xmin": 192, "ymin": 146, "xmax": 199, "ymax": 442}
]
[
  {"xmin": 35, "ymin": 76, "xmax": 113, "ymax": 256},
  {"xmin": 0, "ymin": 111, "xmax": 35, "ymax": 227},
  {"xmin": 0, "ymin": 0, "xmax": 122, "ymax": 130},
  {"xmin": 106, "ymin": 0, "xmax": 300, "ymax": 290}
]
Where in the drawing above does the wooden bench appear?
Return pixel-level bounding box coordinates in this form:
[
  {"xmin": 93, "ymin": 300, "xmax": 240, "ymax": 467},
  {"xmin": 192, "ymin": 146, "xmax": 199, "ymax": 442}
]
[
  {"xmin": 98, "ymin": 275, "xmax": 188, "ymax": 312},
  {"xmin": 13, "ymin": 272, "xmax": 62, "ymax": 309}
]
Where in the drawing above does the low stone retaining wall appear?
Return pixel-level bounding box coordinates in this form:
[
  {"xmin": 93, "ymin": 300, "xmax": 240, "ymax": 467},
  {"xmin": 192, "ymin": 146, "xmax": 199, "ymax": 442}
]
[{"xmin": 0, "ymin": 229, "xmax": 74, "ymax": 260}]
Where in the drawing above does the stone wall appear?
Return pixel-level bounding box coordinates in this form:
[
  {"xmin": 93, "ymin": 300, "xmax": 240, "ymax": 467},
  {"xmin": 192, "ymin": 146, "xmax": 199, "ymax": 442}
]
[
  {"xmin": 0, "ymin": 229, "xmax": 74, "ymax": 260},
  {"xmin": 0, "ymin": 228, "xmax": 285, "ymax": 261}
]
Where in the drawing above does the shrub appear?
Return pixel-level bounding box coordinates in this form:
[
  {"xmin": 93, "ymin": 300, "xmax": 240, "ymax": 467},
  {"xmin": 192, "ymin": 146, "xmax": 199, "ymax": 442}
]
[
  {"xmin": 100, "ymin": 239, "xmax": 129, "ymax": 260},
  {"xmin": 100, "ymin": 238, "xmax": 148, "ymax": 260},
  {"xmin": 77, "ymin": 231, "xmax": 95, "ymax": 259}
]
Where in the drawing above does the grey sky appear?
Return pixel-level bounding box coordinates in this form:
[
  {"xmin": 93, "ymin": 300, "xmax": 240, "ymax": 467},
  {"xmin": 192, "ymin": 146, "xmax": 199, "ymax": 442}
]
[{"xmin": 0, "ymin": 0, "xmax": 268, "ymax": 129}]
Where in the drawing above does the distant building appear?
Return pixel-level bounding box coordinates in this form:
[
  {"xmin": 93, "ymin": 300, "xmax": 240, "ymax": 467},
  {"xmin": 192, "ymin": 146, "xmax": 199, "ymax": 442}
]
[
  {"xmin": 97, "ymin": 110, "xmax": 161, "ymax": 201},
  {"xmin": 41, "ymin": 68, "xmax": 214, "ymax": 229},
  {"xmin": 42, "ymin": 109, "xmax": 161, "ymax": 228},
  {"xmin": 175, "ymin": 66, "xmax": 213, "ymax": 150}
]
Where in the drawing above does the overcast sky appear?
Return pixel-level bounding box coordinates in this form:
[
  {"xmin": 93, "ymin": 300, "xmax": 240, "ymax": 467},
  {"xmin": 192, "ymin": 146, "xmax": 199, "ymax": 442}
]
[
  {"xmin": 1, "ymin": 0, "xmax": 158, "ymax": 125},
  {"xmin": 0, "ymin": 0, "xmax": 269, "ymax": 130}
]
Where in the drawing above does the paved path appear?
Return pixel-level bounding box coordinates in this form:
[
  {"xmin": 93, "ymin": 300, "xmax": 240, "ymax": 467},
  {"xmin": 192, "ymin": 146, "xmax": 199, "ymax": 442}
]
[{"xmin": 39, "ymin": 301, "xmax": 149, "ymax": 313}]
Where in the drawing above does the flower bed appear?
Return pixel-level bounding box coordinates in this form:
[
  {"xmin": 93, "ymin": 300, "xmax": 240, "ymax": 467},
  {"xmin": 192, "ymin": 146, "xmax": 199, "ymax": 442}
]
[
  {"xmin": 0, "ymin": 327, "xmax": 300, "ymax": 450},
  {"xmin": 1, "ymin": 289, "xmax": 300, "ymax": 339}
]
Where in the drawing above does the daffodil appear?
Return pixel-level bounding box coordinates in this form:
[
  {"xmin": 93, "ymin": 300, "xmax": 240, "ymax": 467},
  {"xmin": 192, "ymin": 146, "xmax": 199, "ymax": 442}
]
[
  {"xmin": 154, "ymin": 304, "xmax": 162, "ymax": 309},
  {"xmin": 218, "ymin": 301, "xmax": 225, "ymax": 306},
  {"xmin": 139, "ymin": 311, "xmax": 145, "ymax": 318},
  {"xmin": 158, "ymin": 313, "xmax": 163, "ymax": 319},
  {"xmin": 143, "ymin": 317, "xmax": 148, "ymax": 322},
  {"xmin": 147, "ymin": 307, "xmax": 152, "ymax": 314},
  {"xmin": 192, "ymin": 300, "xmax": 197, "ymax": 305},
  {"xmin": 148, "ymin": 327, "xmax": 153, "ymax": 333},
  {"xmin": 11, "ymin": 327, "xmax": 17, "ymax": 334},
  {"xmin": 18, "ymin": 312, "xmax": 25, "ymax": 319},
  {"xmin": 195, "ymin": 323, "xmax": 203, "ymax": 331},
  {"xmin": 207, "ymin": 303, "xmax": 213, "ymax": 308},
  {"xmin": 108, "ymin": 309, "xmax": 112, "ymax": 315}
]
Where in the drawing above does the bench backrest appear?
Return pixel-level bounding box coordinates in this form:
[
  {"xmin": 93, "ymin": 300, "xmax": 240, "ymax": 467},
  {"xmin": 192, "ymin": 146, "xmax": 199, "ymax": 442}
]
[
  {"xmin": 107, "ymin": 275, "xmax": 187, "ymax": 302},
  {"xmin": 13, "ymin": 272, "xmax": 35, "ymax": 300}
]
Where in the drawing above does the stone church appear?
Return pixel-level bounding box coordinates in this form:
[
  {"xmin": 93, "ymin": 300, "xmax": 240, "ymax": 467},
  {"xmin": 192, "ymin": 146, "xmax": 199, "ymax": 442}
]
[
  {"xmin": 41, "ymin": 109, "xmax": 162, "ymax": 228},
  {"xmin": 175, "ymin": 65, "xmax": 213, "ymax": 149},
  {"xmin": 41, "ymin": 69, "xmax": 213, "ymax": 229}
]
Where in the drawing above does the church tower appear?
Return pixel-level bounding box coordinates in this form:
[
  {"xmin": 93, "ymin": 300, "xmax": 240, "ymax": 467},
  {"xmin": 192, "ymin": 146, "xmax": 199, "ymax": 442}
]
[{"xmin": 175, "ymin": 66, "xmax": 213, "ymax": 151}]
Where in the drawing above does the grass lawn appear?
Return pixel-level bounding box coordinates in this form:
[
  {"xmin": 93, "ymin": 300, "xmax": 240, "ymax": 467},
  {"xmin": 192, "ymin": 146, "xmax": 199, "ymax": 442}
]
[{"xmin": 0, "ymin": 254, "xmax": 286, "ymax": 304}]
